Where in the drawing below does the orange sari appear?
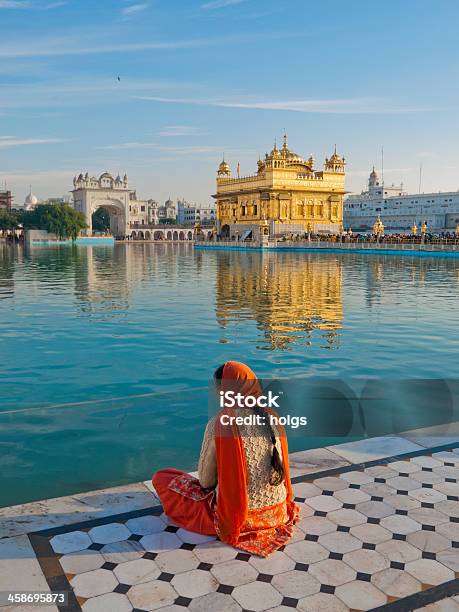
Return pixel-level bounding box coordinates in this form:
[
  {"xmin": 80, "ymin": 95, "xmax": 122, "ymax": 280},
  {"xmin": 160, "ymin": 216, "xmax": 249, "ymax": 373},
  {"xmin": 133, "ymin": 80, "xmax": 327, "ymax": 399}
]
[
  {"xmin": 153, "ymin": 361, "xmax": 299, "ymax": 557},
  {"xmin": 214, "ymin": 361, "xmax": 299, "ymax": 556}
]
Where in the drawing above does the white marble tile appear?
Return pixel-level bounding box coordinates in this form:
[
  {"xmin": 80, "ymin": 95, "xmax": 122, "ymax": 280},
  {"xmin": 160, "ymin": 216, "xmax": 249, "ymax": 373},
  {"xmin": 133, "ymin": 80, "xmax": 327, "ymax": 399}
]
[
  {"xmin": 71, "ymin": 568, "xmax": 118, "ymax": 598},
  {"xmin": 408, "ymin": 507, "xmax": 449, "ymax": 527},
  {"xmin": 305, "ymin": 495, "xmax": 342, "ymax": 512},
  {"xmin": 405, "ymin": 558, "xmax": 455, "ymax": 585},
  {"xmin": 171, "ymin": 568, "xmax": 218, "ymax": 598},
  {"xmin": 308, "ymin": 558, "xmax": 356, "ymax": 586},
  {"xmin": 436, "ymin": 521, "xmax": 459, "ymax": 542},
  {"xmin": 188, "ymin": 592, "xmax": 241, "ymax": 612},
  {"xmin": 288, "ymin": 447, "xmax": 350, "ymax": 478},
  {"xmin": 407, "ymin": 531, "xmax": 450, "ymax": 553},
  {"xmin": 389, "ymin": 460, "xmax": 421, "ymax": 474},
  {"xmin": 271, "ymin": 569, "xmax": 320, "ymax": 598},
  {"xmin": 128, "ymin": 579, "xmax": 177, "ymax": 610},
  {"xmin": 101, "ymin": 540, "xmax": 144, "ymax": 564},
  {"xmin": 0, "ymin": 535, "xmax": 50, "ymax": 593},
  {"xmin": 408, "ymin": 488, "xmax": 447, "ymax": 504},
  {"xmin": 297, "ymin": 515, "xmax": 336, "ymax": 536},
  {"xmin": 376, "ymin": 539, "xmax": 422, "ymax": 564},
  {"xmin": 436, "ymin": 549, "xmax": 459, "ymax": 572},
  {"xmin": 0, "ymin": 482, "xmax": 158, "ymax": 539},
  {"xmin": 113, "ymin": 558, "xmax": 161, "ymax": 585},
  {"xmin": 327, "ymin": 508, "xmax": 367, "ymax": 527},
  {"xmin": 283, "ymin": 540, "xmax": 329, "ymax": 564},
  {"xmin": 355, "ymin": 500, "xmax": 395, "ymax": 519},
  {"xmin": 340, "ymin": 470, "xmax": 374, "ymax": 486},
  {"xmin": 318, "ymin": 531, "xmax": 362, "ymax": 554},
  {"xmin": 292, "ymin": 482, "xmax": 322, "ymax": 498},
  {"xmin": 386, "ymin": 476, "xmax": 422, "ymax": 491},
  {"xmin": 140, "ymin": 532, "xmax": 182, "ymax": 553},
  {"xmin": 434, "ymin": 481, "xmax": 459, "ymax": 497},
  {"xmin": 193, "ymin": 540, "xmax": 237, "ymax": 565},
  {"xmin": 411, "ymin": 456, "xmax": 444, "ymax": 469},
  {"xmin": 384, "ymin": 493, "xmax": 421, "ymax": 511},
  {"xmin": 211, "ymin": 559, "xmax": 258, "ymax": 586},
  {"xmin": 334, "ymin": 487, "xmax": 371, "ymax": 505},
  {"xmin": 125, "ymin": 515, "xmax": 165, "ymax": 536},
  {"xmin": 298, "ymin": 592, "xmax": 348, "ymax": 612},
  {"xmin": 343, "ymin": 548, "xmax": 390, "ymax": 574},
  {"xmin": 335, "ymin": 580, "xmax": 387, "ymax": 610},
  {"xmin": 155, "ymin": 549, "xmax": 199, "ymax": 574},
  {"xmin": 371, "ymin": 568, "xmax": 422, "ymax": 599},
  {"xmin": 327, "ymin": 436, "xmax": 422, "ymax": 464},
  {"xmin": 176, "ymin": 528, "xmax": 215, "ymax": 545},
  {"xmin": 50, "ymin": 531, "xmax": 92, "ymax": 554},
  {"xmin": 380, "ymin": 514, "xmax": 421, "ymax": 535},
  {"xmin": 248, "ymin": 550, "xmax": 295, "ymax": 575},
  {"xmin": 313, "ymin": 476, "xmax": 349, "ymax": 492},
  {"xmin": 232, "ymin": 581, "xmax": 283, "ymax": 612},
  {"xmin": 60, "ymin": 549, "xmax": 105, "ymax": 575},
  {"xmin": 350, "ymin": 523, "xmax": 392, "ymax": 545},
  {"xmin": 88, "ymin": 523, "xmax": 131, "ymax": 545},
  {"xmin": 432, "ymin": 451, "xmax": 459, "ymax": 466},
  {"xmin": 82, "ymin": 592, "xmax": 132, "ymax": 612}
]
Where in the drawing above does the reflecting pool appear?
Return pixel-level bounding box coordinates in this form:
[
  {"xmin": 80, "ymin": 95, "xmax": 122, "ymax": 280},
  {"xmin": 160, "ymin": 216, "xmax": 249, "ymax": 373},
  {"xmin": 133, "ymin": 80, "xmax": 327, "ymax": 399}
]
[{"xmin": 0, "ymin": 243, "xmax": 458, "ymax": 506}]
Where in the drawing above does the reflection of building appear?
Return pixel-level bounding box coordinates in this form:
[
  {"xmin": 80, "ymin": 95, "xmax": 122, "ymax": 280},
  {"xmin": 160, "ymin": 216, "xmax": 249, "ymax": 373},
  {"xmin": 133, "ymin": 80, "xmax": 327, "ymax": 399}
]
[
  {"xmin": 214, "ymin": 135, "xmax": 345, "ymax": 240},
  {"xmin": 344, "ymin": 167, "xmax": 459, "ymax": 231},
  {"xmin": 215, "ymin": 251, "xmax": 343, "ymax": 349}
]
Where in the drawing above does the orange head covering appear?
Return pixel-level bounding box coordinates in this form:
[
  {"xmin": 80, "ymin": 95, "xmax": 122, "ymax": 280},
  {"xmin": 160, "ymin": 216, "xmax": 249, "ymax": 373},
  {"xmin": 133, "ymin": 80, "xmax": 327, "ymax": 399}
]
[
  {"xmin": 214, "ymin": 361, "xmax": 296, "ymax": 548},
  {"xmin": 218, "ymin": 360, "xmax": 262, "ymax": 399}
]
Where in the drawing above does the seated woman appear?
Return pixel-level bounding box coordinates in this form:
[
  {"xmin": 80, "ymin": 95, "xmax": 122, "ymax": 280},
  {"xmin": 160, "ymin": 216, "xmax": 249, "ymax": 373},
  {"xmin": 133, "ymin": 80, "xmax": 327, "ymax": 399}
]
[{"xmin": 153, "ymin": 361, "xmax": 299, "ymax": 557}]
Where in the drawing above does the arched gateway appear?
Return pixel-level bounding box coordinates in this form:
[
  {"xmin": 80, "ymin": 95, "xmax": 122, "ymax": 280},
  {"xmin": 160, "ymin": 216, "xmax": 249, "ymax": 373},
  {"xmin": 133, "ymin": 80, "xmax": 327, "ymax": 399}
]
[{"xmin": 72, "ymin": 172, "xmax": 130, "ymax": 238}]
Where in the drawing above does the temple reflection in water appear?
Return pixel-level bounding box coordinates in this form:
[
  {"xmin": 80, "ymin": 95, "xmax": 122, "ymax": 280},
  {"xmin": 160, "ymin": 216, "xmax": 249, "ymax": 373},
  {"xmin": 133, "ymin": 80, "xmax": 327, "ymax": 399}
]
[{"xmin": 215, "ymin": 251, "xmax": 343, "ymax": 349}]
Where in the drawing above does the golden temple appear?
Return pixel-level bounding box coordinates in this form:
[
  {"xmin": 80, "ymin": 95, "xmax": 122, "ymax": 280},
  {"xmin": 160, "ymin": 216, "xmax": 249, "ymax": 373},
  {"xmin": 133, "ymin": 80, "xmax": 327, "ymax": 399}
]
[{"xmin": 214, "ymin": 135, "xmax": 346, "ymax": 239}]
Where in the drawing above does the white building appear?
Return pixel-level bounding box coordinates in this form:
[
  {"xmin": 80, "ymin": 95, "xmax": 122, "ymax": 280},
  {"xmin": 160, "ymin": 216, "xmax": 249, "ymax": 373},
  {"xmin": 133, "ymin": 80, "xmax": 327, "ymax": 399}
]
[
  {"xmin": 158, "ymin": 198, "xmax": 176, "ymax": 222},
  {"xmin": 177, "ymin": 199, "xmax": 196, "ymax": 225},
  {"xmin": 344, "ymin": 168, "xmax": 459, "ymax": 232},
  {"xmin": 195, "ymin": 202, "xmax": 216, "ymax": 225},
  {"xmin": 24, "ymin": 188, "xmax": 39, "ymax": 211}
]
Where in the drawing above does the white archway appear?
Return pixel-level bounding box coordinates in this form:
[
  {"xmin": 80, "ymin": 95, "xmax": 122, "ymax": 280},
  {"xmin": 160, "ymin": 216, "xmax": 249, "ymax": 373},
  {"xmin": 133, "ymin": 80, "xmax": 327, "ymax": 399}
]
[{"xmin": 91, "ymin": 199, "xmax": 126, "ymax": 237}]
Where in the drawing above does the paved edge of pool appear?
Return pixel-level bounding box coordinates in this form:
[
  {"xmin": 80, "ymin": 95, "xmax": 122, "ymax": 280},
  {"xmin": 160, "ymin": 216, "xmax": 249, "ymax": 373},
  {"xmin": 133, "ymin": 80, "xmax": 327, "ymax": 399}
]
[
  {"xmin": 1, "ymin": 422, "xmax": 458, "ymax": 540},
  {"xmin": 195, "ymin": 244, "xmax": 459, "ymax": 257}
]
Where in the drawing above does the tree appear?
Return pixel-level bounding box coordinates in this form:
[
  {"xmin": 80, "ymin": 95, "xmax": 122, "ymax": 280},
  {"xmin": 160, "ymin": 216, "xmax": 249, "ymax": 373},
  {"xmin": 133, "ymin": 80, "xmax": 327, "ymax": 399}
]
[
  {"xmin": 22, "ymin": 203, "xmax": 87, "ymax": 240},
  {"xmin": 92, "ymin": 207, "xmax": 110, "ymax": 232},
  {"xmin": 0, "ymin": 211, "xmax": 20, "ymax": 231}
]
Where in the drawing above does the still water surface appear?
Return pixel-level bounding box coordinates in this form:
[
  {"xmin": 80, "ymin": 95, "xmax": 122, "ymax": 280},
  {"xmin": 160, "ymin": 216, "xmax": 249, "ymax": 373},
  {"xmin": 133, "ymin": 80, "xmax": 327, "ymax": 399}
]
[{"xmin": 0, "ymin": 243, "xmax": 458, "ymax": 506}]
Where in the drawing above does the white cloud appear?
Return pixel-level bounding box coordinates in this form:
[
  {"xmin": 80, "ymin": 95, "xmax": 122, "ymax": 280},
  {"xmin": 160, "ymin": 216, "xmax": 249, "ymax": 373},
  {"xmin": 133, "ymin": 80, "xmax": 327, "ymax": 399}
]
[
  {"xmin": 0, "ymin": 0, "xmax": 30, "ymax": 7},
  {"xmin": 0, "ymin": 136, "xmax": 66, "ymax": 148},
  {"xmin": 138, "ymin": 95, "xmax": 434, "ymax": 115},
  {"xmin": 0, "ymin": 30, "xmax": 293, "ymax": 58},
  {"xmin": 202, "ymin": 0, "xmax": 247, "ymax": 9},
  {"xmin": 158, "ymin": 125, "xmax": 204, "ymax": 137},
  {"xmin": 122, "ymin": 2, "xmax": 148, "ymax": 16}
]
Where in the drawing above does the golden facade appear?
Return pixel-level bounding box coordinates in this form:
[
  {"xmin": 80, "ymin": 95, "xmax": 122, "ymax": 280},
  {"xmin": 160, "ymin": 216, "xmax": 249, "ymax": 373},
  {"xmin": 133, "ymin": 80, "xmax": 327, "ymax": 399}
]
[
  {"xmin": 215, "ymin": 251, "xmax": 343, "ymax": 349},
  {"xmin": 214, "ymin": 135, "xmax": 346, "ymax": 238}
]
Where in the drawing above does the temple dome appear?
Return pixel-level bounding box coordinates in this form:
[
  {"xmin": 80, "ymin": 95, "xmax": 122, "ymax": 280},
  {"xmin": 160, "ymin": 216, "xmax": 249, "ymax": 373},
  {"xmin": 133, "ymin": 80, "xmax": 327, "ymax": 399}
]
[
  {"xmin": 217, "ymin": 158, "xmax": 231, "ymax": 176},
  {"xmin": 24, "ymin": 190, "xmax": 38, "ymax": 210}
]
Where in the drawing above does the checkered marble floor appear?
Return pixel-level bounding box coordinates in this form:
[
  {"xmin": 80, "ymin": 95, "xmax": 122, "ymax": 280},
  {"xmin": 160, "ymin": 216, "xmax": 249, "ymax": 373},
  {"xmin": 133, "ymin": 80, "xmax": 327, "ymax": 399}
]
[{"xmin": 30, "ymin": 446, "xmax": 459, "ymax": 612}]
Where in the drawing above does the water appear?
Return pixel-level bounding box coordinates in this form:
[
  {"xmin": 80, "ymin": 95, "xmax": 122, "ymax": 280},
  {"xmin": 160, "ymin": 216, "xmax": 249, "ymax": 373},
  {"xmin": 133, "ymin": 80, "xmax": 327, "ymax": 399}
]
[{"xmin": 0, "ymin": 243, "xmax": 458, "ymax": 507}]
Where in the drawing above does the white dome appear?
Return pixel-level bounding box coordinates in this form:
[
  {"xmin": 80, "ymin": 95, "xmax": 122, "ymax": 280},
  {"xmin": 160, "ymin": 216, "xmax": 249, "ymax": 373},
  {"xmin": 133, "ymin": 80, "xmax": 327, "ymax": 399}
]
[{"xmin": 24, "ymin": 191, "xmax": 38, "ymax": 209}]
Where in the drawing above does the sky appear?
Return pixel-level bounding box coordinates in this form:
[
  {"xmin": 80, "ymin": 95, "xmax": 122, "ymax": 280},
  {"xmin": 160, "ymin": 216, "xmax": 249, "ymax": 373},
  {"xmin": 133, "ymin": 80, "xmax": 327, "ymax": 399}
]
[{"xmin": 1, "ymin": 0, "xmax": 459, "ymax": 206}]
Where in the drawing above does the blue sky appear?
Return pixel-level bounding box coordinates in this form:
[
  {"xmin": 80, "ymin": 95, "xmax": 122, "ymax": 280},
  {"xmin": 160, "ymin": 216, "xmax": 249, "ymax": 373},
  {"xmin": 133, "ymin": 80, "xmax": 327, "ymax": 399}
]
[{"xmin": 1, "ymin": 0, "xmax": 459, "ymax": 206}]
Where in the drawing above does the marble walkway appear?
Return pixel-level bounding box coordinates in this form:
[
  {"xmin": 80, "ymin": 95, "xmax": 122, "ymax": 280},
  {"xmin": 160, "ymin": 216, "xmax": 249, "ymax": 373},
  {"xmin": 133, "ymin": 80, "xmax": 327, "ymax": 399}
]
[{"xmin": 1, "ymin": 431, "xmax": 459, "ymax": 612}]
